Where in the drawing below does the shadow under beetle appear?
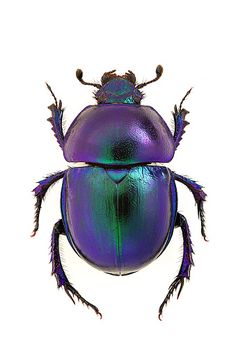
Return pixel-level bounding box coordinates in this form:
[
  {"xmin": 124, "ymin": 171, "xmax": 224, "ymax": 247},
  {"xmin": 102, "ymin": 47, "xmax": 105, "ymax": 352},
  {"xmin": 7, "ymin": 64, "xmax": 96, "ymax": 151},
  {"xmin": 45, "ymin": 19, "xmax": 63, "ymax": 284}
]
[{"xmin": 32, "ymin": 65, "xmax": 207, "ymax": 320}]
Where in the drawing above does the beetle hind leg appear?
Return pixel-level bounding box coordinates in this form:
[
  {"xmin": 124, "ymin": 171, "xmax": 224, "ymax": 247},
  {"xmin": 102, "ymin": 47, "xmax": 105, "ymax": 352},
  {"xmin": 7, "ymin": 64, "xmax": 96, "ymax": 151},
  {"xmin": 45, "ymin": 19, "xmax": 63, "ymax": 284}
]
[
  {"xmin": 158, "ymin": 213, "xmax": 194, "ymax": 320},
  {"xmin": 51, "ymin": 219, "xmax": 102, "ymax": 319}
]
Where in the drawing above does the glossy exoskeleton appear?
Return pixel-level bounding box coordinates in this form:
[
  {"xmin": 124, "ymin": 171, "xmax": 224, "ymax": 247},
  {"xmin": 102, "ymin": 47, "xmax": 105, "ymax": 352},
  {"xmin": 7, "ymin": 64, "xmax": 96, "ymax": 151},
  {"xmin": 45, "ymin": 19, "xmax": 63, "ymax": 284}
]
[{"xmin": 32, "ymin": 65, "xmax": 207, "ymax": 320}]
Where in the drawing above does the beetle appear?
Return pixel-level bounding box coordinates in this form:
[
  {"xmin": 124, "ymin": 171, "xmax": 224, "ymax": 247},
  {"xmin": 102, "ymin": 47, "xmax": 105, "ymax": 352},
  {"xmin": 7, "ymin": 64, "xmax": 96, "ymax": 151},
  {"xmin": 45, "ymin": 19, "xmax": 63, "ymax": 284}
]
[{"xmin": 31, "ymin": 65, "xmax": 207, "ymax": 320}]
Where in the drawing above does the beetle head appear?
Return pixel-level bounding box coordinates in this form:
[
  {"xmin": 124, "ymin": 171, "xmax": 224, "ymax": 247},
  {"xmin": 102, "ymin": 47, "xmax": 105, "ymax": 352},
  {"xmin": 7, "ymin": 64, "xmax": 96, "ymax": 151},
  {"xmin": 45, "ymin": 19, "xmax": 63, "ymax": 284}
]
[
  {"xmin": 96, "ymin": 70, "xmax": 143, "ymax": 104},
  {"xmin": 76, "ymin": 65, "xmax": 163, "ymax": 104}
]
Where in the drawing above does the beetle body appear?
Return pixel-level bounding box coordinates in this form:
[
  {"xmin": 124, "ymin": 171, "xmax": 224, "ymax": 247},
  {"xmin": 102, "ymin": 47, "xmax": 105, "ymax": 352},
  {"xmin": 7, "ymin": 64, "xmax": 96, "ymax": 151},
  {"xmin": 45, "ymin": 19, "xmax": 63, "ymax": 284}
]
[{"xmin": 32, "ymin": 66, "xmax": 207, "ymax": 319}]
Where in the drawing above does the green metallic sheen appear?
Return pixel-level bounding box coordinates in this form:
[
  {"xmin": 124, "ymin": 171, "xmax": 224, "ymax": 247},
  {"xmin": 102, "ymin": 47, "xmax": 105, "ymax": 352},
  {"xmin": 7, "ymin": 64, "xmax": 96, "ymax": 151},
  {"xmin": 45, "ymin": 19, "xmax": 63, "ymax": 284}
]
[
  {"xmin": 95, "ymin": 78, "xmax": 142, "ymax": 104},
  {"xmin": 61, "ymin": 165, "xmax": 176, "ymax": 274}
]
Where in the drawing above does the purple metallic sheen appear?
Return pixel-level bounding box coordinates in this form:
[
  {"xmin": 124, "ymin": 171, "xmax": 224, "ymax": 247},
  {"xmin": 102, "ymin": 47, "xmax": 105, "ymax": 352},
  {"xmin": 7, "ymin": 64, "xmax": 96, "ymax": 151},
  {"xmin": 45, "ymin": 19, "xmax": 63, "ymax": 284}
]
[
  {"xmin": 63, "ymin": 104, "xmax": 175, "ymax": 164},
  {"xmin": 61, "ymin": 166, "xmax": 177, "ymax": 275}
]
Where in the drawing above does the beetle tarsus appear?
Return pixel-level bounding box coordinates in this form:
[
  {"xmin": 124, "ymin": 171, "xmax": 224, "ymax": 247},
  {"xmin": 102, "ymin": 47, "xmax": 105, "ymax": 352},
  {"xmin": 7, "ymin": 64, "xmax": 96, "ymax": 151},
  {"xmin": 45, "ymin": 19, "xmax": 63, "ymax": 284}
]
[
  {"xmin": 46, "ymin": 82, "xmax": 58, "ymax": 107},
  {"xmin": 173, "ymin": 89, "xmax": 192, "ymax": 149},
  {"xmin": 158, "ymin": 277, "xmax": 185, "ymax": 320},
  {"xmin": 63, "ymin": 283, "xmax": 102, "ymax": 319},
  {"xmin": 198, "ymin": 200, "xmax": 208, "ymax": 241},
  {"xmin": 158, "ymin": 212, "xmax": 194, "ymax": 320},
  {"xmin": 179, "ymin": 87, "xmax": 193, "ymax": 111},
  {"xmin": 51, "ymin": 219, "xmax": 102, "ymax": 319},
  {"xmin": 30, "ymin": 231, "xmax": 37, "ymax": 237}
]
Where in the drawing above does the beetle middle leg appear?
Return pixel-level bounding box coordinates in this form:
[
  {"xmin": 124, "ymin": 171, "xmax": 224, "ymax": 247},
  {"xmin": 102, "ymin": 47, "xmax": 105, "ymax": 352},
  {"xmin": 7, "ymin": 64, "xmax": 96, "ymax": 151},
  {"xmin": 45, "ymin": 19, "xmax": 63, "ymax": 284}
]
[
  {"xmin": 31, "ymin": 170, "xmax": 66, "ymax": 237},
  {"xmin": 51, "ymin": 219, "xmax": 102, "ymax": 319},
  {"xmin": 173, "ymin": 172, "xmax": 207, "ymax": 241},
  {"xmin": 158, "ymin": 212, "xmax": 194, "ymax": 320}
]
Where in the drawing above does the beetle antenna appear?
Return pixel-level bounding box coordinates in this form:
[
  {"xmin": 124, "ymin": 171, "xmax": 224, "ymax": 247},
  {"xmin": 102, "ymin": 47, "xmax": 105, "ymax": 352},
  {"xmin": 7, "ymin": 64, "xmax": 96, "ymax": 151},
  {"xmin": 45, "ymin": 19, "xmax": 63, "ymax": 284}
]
[
  {"xmin": 76, "ymin": 69, "xmax": 101, "ymax": 89},
  {"xmin": 46, "ymin": 82, "xmax": 58, "ymax": 107},
  {"xmin": 179, "ymin": 87, "xmax": 193, "ymax": 111},
  {"xmin": 136, "ymin": 65, "xmax": 163, "ymax": 89}
]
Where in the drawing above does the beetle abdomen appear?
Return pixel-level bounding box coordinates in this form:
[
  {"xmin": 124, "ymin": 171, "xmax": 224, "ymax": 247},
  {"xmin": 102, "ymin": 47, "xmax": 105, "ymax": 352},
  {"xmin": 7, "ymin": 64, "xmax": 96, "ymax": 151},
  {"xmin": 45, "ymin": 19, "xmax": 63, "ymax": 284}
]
[
  {"xmin": 61, "ymin": 165, "xmax": 177, "ymax": 275},
  {"xmin": 63, "ymin": 104, "xmax": 175, "ymax": 164}
]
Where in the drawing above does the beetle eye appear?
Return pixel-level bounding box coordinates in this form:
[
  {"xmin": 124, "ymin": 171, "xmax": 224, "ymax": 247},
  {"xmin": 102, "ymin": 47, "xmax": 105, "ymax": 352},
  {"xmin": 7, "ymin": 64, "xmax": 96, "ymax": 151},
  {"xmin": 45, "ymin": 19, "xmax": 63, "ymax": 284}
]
[{"xmin": 133, "ymin": 89, "xmax": 143, "ymax": 104}]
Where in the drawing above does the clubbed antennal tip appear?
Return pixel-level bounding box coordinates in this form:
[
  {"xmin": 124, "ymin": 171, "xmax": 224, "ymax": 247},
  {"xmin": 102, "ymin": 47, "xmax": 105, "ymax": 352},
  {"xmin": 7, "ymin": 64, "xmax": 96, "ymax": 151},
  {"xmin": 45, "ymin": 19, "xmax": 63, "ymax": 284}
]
[
  {"xmin": 156, "ymin": 65, "xmax": 163, "ymax": 79},
  {"xmin": 76, "ymin": 69, "xmax": 83, "ymax": 81},
  {"xmin": 136, "ymin": 64, "xmax": 163, "ymax": 89},
  {"xmin": 76, "ymin": 69, "xmax": 101, "ymax": 89}
]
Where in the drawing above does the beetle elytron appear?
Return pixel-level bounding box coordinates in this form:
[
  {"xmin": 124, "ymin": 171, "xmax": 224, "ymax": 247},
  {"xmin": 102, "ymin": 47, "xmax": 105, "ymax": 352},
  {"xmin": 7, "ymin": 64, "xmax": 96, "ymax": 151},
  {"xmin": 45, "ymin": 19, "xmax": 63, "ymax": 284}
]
[{"xmin": 31, "ymin": 65, "xmax": 207, "ymax": 320}]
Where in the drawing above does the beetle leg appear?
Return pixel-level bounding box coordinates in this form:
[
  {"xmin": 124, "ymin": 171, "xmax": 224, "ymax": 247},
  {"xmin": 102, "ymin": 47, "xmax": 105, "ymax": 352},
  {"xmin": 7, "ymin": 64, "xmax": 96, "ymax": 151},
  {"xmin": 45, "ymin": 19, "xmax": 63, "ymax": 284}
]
[
  {"xmin": 173, "ymin": 172, "xmax": 207, "ymax": 241},
  {"xmin": 46, "ymin": 83, "xmax": 65, "ymax": 149},
  {"xmin": 173, "ymin": 88, "xmax": 192, "ymax": 148},
  {"xmin": 158, "ymin": 213, "xmax": 194, "ymax": 320},
  {"xmin": 31, "ymin": 170, "xmax": 66, "ymax": 237},
  {"xmin": 51, "ymin": 219, "xmax": 102, "ymax": 319}
]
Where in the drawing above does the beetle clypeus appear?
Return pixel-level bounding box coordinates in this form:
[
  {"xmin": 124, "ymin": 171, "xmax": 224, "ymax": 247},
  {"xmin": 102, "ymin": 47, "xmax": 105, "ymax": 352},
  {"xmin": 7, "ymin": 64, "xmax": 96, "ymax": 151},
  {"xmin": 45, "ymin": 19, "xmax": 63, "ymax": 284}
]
[{"xmin": 32, "ymin": 65, "xmax": 207, "ymax": 320}]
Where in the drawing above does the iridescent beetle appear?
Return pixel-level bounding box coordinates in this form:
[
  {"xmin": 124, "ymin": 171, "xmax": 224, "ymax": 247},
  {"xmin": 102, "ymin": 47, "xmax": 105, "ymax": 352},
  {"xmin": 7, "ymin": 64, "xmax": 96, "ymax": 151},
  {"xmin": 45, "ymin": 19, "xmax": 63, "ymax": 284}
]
[{"xmin": 31, "ymin": 65, "xmax": 207, "ymax": 320}]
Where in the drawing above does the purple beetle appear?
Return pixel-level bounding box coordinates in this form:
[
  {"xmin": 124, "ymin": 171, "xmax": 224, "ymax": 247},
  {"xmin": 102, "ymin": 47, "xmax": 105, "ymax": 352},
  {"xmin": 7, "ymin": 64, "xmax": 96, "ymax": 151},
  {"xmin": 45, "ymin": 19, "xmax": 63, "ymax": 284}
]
[{"xmin": 32, "ymin": 65, "xmax": 207, "ymax": 320}]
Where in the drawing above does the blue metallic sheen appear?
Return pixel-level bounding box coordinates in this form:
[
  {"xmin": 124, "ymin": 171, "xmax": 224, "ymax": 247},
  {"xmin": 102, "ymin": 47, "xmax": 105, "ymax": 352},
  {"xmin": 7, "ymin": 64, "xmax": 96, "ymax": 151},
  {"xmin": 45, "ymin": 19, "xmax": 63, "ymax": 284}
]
[
  {"xmin": 61, "ymin": 165, "xmax": 177, "ymax": 275},
  {"xmin": 95, "ymin": 78, "xmax": 142, "ymax": 104}
]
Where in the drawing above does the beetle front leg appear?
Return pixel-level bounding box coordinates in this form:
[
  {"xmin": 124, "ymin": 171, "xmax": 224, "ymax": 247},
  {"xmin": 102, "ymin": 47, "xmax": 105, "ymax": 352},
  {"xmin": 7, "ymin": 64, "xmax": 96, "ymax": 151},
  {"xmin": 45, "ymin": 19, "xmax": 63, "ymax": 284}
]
[
  {"xmin": 51, "ymin": 219, "xmax": 102, "ymax": 319},
  {"xmin": 173, "ymin": 172, "xmax": 207, "ymax": 241},
  {"xmin": 173, "ymin": 88, "xmax": 192, "ymax": 148},
  {"xmin": 46, "ymin": 83, "xmax": 65, "ymax": 149},
  {"xmin": 31, "ymin": 170, "xmax": 66, "ymax": 237},
  {"xmin": 158, "ymin": 212, "xmax": 194, "ymax": 320}
]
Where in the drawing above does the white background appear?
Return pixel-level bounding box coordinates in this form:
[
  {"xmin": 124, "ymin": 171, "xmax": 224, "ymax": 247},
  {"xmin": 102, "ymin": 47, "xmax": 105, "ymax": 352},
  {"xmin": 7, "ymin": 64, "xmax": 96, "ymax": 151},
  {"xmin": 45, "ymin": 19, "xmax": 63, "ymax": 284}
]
[{"xmin": 1, "ymin": 0, "xmax": 235, "ymax": 353}]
